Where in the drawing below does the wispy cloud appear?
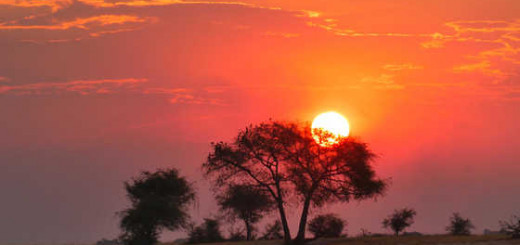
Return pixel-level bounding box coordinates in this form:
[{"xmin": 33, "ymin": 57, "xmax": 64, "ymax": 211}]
[
  {"xmin": 361, "ymin": 74, "xmax": 404, "ymax": 90},
  {"xmin": 1, "ymin": 0, "xmax": 320, "ymax": 42},
  {"xmin": 383, "ymin": 63, "xmax": 424, "ymax": 71},
  {"xmin": 0, "ymin": 14, "xmax": 155, "ymax": 30},
  {"xmin": 0, "ymin": 10, "xmax": 158, "ymax": 42},
  {"xmin": 0, "ymin": 0, "xmax": 72, "ymax": 12},
  {"xmin": 423, "ymin": 20, "xmax": 520, "ymax": 83},
  {"xmin": 0, "ymin": 78, "xmax": 226, "ymax": 105},
  {"xmin": 262, "ymin": 31, "xmax": 299, "ymax": 38},
  {"xmin": 142, "ymin": 87, "xmax": 226, "ymax": 105},
  {"xmin": 306, "ymin": 19, "xmax": 435, "ymax": 39},
  {"xmin": 1, "ymin": 0, "xmax": 321, "ymax": 18},
  {"xmin": 305, "ymin": 17, "xmax": 520, "ymax": 82},
  {"xmin": 0, "ymin": 78, "xmax": 147, "ymax": 95},
  {"xmin": 169, "ymin": 93, "xmax": 225, "ymax": 105},
  {"xmin": 452, "ymin": 60, "xmax": 513, "ymax": 87}
]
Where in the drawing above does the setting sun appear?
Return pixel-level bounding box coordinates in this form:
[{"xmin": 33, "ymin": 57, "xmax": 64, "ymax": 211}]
[
  {"xmin": 311, "ymin": 111, "xmax": 350, "ymax": 145},
  {"xmin": 2, "ymin": 0, "xmax": 520, "ymax": 243}
]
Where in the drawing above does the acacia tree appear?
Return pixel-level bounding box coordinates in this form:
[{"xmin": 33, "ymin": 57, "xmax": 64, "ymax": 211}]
[
  {"xmin": 119, "ymin": 169, "xmax": 195, "ymax": 245},
  {"xmin": 382, "ymin": 208, "xmax": 417, "ymax": 236},
  {"xmin": 203, "ymin": 121, "xmax": 387, "ymax": 244},
  {"xmin": 216, "ymin": 184, "xmax": 275, "ymax": 240},
  {"xmin": 446, "ymin": 213, "xmax": 474, "ymax": 235}
]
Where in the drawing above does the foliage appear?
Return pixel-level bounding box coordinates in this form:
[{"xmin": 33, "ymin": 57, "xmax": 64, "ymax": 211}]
[
  {"xmin": 188, "ymin": 219, "xmax": 225, "ymax": 243},
  {"xmin": 262, "ymin": 220, "xmax": 284, "ymax": 240},
  {"xmin": 446, "ymin": 213, "xmax": 474, "ymax": 235},
  {"xmin": 308, "ymin": 213, "xmax": 345, "ymax": 238},
  {"xmin": 203, "ymin": 121, "xmax": 387, "ymax": 244},
  {"xmin": 382, "ymin": 208, "xmax": 417, "ymax": 236},
  {"xmin": 118, "ymin": 169, "xmax": 195, "ymax": 245},
  {"xmin": 216, "ymin": 184, "xmax": 274, "ymax": 240},
  {"xmin": 228, "ymin": 227, "xmax": 247, "ymax": 241},
  {"xmin": 500, "ymin": 215, "xmax": 520, "ymax": 239}
]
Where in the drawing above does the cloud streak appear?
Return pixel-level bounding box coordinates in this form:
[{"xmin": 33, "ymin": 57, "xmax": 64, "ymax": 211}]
[
  {"xmin": 0, "ymin": 14, "xmax": 155, "ymax": 30},
  {"xmin": 0, "ymin": 78, "xmax": 147, "ymax": 95},
  {"xmin": 383, "ymin": 63, "xmax": 424, "ymax": 71},
  {"xmin": 0, "ymin": 78, "xmax": 227, "ymax": 105}
]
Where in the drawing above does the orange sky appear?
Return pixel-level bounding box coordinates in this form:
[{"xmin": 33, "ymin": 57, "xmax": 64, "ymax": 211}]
[{"xmin": 1, "ymin": 0, "xmax": 519, "ymax": 244}]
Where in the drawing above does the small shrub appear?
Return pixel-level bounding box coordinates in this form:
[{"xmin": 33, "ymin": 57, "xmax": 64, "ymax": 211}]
[
  {"xmin": 382, "ymin": 208, "xmax": 417, "ymax": 236},
  {"xmin": 188, "ymin": 219, "xmax": 225, "ymax": 243},
  {"xmin": 446, "ymin": 212, "xmax": 474, "ymax": 235},
  {"xmin": 500, "ymin": 215, "xmax": 520, "ymax": 239},
  {"xmin": 308, "ymin": 214, "xmax": 345, "ymax": 238}
]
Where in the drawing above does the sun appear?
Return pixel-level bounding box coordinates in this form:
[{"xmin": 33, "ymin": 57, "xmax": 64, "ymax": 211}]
[{"xmin": 311, "ymin": 111, "xmax": 350, "ymax": 146}]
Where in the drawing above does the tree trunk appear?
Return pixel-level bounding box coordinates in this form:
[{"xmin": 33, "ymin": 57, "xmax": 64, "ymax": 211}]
[
  {"xmin": 277, "ymin": 199, "xmax": 292, "ymax": 245},
  {"xmin": 245, "ymin": 220, "xmax": 252, "ymax": 241},
  {"xmin": 294, "ymin": 195, "xmax": 312, "ymax": 245}
]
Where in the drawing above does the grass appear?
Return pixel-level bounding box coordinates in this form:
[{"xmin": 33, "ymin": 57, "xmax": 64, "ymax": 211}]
[
  {"xmin": 170, "ymin": 235, "xmax": 520, "ymax": 245},
  {"xmin": 326, "ymin": 235, "xmax": 520, "ymax": 244}
]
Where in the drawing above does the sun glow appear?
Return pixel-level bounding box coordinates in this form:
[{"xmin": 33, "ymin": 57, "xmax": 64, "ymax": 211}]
[{"xmin": 311, "ymin": 111, "xmax": 350, "ymax": 146}]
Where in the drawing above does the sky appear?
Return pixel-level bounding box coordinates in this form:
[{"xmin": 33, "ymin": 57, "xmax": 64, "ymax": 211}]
[{"xmin": 1, "ymin": 0, "xmax": 520, "ymax": 244}]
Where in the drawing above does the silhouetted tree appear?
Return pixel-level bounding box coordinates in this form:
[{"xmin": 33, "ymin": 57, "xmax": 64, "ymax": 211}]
[
  {"xmin": 216, "ymin": 184, "xmax": 274, "ymax": 240},
  {"xmin": 188, "ymin": 219, "xmax": 225, "ymax": 243},
  {"xmin": 228, "ymin": 227, "xmax": 247, "ymax": 241},
  {"xmin": 446, "ymin": 213, "xmax": 474, "ymax": 235},
  {"xmin": 359, "ymin": 228, "xmax": 370, "ymax": 237},
  {"xmin": 500, "ymin": 215, "xmax": 520, "ymax": 239},
  {"xmin": 203, "ymin": 121, "xmax": 387, "ymax": 244},
  {"xmin": 119, "ymin": 169, "xmax": 195, "ymax": 245},
  {"xmin": 262, "ymin": 220, "xmax": 284, "ymax": 240},
  {"xmin": 308, "ymin": 214, "xmax": 345, "ymax": 238},
  {"xmin": 382, "ymin": 208, "xmax": 417, "ymax": 236}
]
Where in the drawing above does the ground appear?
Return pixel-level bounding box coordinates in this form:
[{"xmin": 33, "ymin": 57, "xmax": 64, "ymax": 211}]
[{"xmin": 165, "ymin": 235, "xmax": 520, "ymax": 245}]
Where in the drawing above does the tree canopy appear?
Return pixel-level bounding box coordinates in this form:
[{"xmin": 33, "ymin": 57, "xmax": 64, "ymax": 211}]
[
  {"xmin": 203, "ymin": 121, "xmax": 387, "ymax": 244},
  {"xmin": 216, "ymin": 184, "xmax": 274, "ymax": 240},
  {"xmin": 446, "ymin": 213, "xmax": 474, "ymax": 235},
  {"xmin": 119, "ymin": 169, "xmax": 195, "ymax": 245},
  {"xmin": 382, "ymin": 208, "xmax": 417, "ymax": 236}
]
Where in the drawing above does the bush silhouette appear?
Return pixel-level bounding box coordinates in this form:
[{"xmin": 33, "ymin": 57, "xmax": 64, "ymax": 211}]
[
  {"xmin": 118, "ymin": 169, "xmax": 195, "ymax": 245},
  {"xmin": 500, "ymin": 215, "xmax": 520, "ymax": 239},
  {"xmin": 383, "ymin": 208, "xmax": 417, "ymax": 236},
  {"xmin": 188, "ymin": 219, "xmax": 225, "ymax": 243},
  {"xmin": 308, "ymin": 214, "xmax": 345, "ymax": 238},
  {"xmin": 446, "ymin": 212, "xmax": 474, "ymax": 235}
]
